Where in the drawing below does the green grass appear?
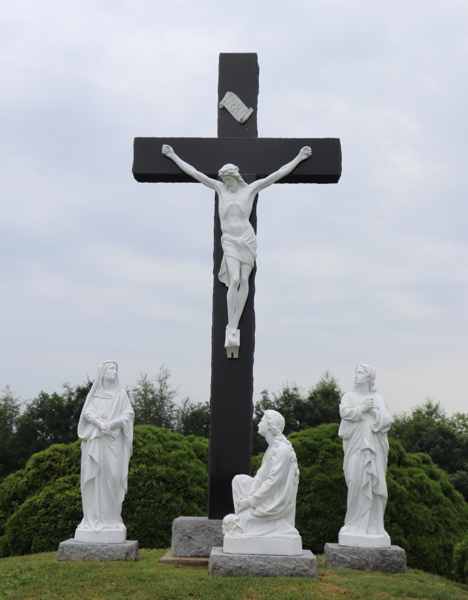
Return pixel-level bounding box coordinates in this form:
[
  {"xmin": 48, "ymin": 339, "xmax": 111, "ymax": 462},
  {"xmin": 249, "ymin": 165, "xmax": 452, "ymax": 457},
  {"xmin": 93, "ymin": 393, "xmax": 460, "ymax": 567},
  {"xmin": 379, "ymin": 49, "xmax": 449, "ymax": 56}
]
[{"xmin": 1, "ymin": 549, "xmax": 467, "ymax": 600}]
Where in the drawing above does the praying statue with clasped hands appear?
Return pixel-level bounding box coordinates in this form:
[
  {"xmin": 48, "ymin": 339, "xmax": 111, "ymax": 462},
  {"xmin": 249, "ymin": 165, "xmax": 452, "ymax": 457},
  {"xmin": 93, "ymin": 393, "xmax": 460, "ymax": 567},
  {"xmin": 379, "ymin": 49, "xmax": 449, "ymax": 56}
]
[
  {"xmin": 338, "ymin": 364, "xmax": 393, "ymax": 548},
  {"xmin": 74, "ymin": 361, "xmax": 134, "ymax": 544}
]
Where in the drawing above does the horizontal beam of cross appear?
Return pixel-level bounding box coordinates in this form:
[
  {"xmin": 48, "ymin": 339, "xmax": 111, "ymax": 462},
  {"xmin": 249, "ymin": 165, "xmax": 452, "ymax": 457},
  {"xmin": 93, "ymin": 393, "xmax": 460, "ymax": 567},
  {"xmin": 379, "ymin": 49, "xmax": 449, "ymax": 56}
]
[{"xmin": 133, "ymin": 137, "xmax": 342, "ymax": 184}]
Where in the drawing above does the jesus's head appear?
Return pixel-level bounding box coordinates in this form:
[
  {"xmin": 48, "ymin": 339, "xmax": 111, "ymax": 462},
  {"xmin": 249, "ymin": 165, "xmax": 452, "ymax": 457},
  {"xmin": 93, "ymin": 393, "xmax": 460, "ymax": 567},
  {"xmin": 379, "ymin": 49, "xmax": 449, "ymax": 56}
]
[{"xmin": 218, "ymin": 164, "xmax": 245, "ymax": 186}]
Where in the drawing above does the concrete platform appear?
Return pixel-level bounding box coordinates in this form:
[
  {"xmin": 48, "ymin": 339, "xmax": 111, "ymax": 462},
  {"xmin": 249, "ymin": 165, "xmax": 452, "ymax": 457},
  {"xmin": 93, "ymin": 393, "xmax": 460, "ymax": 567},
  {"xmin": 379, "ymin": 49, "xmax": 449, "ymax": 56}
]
[
  {"xmin": 160, "ymin": 550, "xmax": 209, "ymax": 567},
  {"xmin": 172, "ymin": 516, "xmax": 223, "ymax": 557},
  {"xmin": 324, "ymin": 543, "xmax": 406, "ymax": 574},
  {"xmin": 209, "ymin": 547, "xmax": 319, "ymax": 578},
  {"xmin": 57, "ymin": 539, "xmax": 139, "ymax": 562}
]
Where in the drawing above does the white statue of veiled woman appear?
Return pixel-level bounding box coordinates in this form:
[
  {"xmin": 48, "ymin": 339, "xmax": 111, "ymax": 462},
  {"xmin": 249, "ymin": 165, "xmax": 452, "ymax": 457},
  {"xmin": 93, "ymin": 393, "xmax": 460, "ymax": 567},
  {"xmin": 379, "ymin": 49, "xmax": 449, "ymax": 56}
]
[
  {"xmin": 338, "ymin": 364, "xmax": 392, "ymax": 548},
  {"xmin": 74, "ymin": 361, "xmax": 134, "ymax": 544},
  {"xmin": 222, "ymin": 410, "xmax": 303, "ymax": 556}
]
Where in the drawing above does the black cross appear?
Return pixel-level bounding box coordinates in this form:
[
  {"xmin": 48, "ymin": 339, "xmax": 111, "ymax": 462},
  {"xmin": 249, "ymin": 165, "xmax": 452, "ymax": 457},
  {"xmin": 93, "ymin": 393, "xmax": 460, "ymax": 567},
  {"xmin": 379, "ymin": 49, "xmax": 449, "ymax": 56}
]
[{"xmin": 133, "ymin": 53, "xmax": 341, "ymax": 519}]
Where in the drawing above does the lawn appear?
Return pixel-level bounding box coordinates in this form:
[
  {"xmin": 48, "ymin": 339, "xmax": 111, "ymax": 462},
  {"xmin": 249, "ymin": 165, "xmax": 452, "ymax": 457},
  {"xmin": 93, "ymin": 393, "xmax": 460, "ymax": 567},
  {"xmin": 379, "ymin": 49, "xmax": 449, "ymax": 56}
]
[{"xmin": 1, "ymin": 549, "xmax": 467, "ymax": 600}]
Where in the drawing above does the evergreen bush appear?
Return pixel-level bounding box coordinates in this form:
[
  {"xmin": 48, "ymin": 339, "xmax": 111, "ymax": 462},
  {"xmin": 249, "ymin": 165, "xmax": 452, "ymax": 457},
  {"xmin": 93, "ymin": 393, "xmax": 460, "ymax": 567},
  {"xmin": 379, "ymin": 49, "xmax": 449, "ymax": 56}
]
[
  {"xmin": 452, "ymin": 533, "xmax": 468, "ymax": 584},
  {"xmin": 0, "ymin": 442, "xmax": 81, "ymax": 542},
  {"xmin": 0, "ymin": 426, "xmax": 208, "ymax": 557},
  {"xmin": 289, "ymin": 424, "xmax": 468, "ymax": 579}
]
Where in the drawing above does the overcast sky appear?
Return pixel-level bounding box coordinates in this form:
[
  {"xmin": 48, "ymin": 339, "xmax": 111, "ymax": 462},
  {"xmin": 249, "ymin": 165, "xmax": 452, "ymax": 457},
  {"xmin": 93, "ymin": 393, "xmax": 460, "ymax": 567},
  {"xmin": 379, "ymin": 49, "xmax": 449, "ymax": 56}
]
[{"xmin": 1, "ymin": 0, "xmax": 467, "ymax": 416}]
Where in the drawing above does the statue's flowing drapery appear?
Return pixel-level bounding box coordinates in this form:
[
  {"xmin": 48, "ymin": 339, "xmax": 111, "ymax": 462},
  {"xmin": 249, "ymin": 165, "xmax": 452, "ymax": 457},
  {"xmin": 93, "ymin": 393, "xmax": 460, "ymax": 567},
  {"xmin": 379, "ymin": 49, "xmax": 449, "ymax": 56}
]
[
  {"xmin": 339, "ymin": 392, "xmax": 392, "ymax": 534},
  {"xmin": 223, "ymin": 436, "xmax": 300, "ymax": 538},
  {"xmin": 218, "ymin": 225, "xmax": 257, "ymax": 287},
  {"xmin": 77, "ymin": 364, "xmax": 134, "ymax": 532}
]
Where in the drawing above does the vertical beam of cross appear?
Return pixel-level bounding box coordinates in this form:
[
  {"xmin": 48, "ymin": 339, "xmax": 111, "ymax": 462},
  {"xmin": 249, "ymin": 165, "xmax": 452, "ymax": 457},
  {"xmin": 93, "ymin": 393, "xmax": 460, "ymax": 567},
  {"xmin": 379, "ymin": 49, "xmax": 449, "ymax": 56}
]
[
  {"xmin": 132, "ymin": 53, "xmax": 341, "ymax": 520},
  {"xmin": 208, "ymin": 54, "xmax": 259, "ymax": 519}
]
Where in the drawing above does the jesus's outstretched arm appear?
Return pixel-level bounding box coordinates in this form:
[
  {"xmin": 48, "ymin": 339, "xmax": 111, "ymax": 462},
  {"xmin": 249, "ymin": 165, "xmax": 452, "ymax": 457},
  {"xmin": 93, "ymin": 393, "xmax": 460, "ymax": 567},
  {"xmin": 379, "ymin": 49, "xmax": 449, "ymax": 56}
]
[
  {"xmin": 162, "ymin": 145, "xmax": 220, "ymax": 191},
  {"xmin": 249, "ymin": 146, "xmax": 312, "ymax": 194}
]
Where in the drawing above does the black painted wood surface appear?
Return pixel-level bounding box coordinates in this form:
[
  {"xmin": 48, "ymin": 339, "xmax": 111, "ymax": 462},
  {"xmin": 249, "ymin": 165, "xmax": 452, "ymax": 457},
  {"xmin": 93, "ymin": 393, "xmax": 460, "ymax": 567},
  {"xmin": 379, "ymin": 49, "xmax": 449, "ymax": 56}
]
[
  {"xmin": 208, "ymin": 53, "xmax": 259, "ymax": 519},
  {"xmin": 133, "ymin": 137, "xmax": 342, "ymax": 184}
]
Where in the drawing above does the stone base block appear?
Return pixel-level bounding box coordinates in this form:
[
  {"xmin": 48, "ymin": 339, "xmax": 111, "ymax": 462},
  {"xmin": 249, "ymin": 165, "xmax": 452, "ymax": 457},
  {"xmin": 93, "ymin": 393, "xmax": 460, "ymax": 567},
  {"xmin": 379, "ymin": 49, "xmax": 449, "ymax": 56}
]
[
  {"xmin": 209, "ymin": 547, "xmax": 319, "ymax": 578},
  {"xmin": 74, "ymin": 527, "xmax": 126, "ymax": 544},
  {"xmin": 57, "ymin": 539, "xmax": 139, "ymax": 562},
  {"xmin": 172, "ymin": 517, "xmax": 223, "ymax": 557},
  {"xmin": 324, "ymin": 543, "xmax": 406, "ymax": 574},
  {"xmin": 223, "ymin": 535, "xmax": 302, "ymax": 556}
]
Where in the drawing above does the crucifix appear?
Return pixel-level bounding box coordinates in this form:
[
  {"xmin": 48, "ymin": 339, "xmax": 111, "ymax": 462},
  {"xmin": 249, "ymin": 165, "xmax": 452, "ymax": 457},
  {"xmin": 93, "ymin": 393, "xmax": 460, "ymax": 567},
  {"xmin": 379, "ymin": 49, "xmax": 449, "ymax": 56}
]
[{"xmin": 133, "ymin": 53, "xmax": 341, "ymax": 519}]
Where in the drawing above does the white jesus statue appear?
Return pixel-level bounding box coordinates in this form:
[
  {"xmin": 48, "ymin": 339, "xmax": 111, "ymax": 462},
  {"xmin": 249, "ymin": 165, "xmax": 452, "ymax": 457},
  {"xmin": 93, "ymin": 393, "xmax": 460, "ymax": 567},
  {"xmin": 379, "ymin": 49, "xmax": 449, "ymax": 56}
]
[{"xmin": 162, "ymin": 144, "xmax": 312, "ymax": 355}]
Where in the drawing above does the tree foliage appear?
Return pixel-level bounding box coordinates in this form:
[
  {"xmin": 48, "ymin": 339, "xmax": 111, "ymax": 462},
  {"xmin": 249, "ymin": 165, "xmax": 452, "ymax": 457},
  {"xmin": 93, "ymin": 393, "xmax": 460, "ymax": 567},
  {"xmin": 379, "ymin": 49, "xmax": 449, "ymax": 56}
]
[
  {"xmin": 252, "ymin": 372, "xmax": 341, "ymax": 453},
  {"xmin": 0, "ymin": 387, "xmax": 21, "ymax": 480},
  {"xmin": 130, "ymin": 367, "xmax": 178, "ymax": 429},
  {"xmin": 175, "ymin": 398, "xmax": 210, "ymax": 438},
  {"xmin": 453, "ymin": 532, "xmax": 468, "ymax": 584},
  {"xmin": 130, "ymin": 366, "xmax": 211, "ymax": 439},
  {"xmin": 0, "ymin": 367, "xmax": 210, "ymax": 481},
  {"xmin": 0, "ymin": 381, "xmax": 91, "ymax": 479},
  {"xmin": 392, "ymin": 399, "xmax": 468, "ymax": 500}
]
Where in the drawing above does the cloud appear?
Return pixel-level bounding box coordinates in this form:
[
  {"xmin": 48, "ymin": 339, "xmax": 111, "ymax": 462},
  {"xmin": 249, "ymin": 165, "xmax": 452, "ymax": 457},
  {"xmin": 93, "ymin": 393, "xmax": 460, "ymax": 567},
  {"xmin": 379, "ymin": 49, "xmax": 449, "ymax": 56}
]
[{"xmin": 1, "ymin": 0, "xmax": 467, "ymax": 417}]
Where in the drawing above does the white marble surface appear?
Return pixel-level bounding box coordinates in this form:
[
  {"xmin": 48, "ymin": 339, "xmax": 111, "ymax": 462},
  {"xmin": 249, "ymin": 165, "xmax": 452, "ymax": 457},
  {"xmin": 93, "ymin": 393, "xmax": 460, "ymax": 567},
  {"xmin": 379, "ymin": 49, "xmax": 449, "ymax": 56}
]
[
  {"xmin": 74, "ymin": 361, "xmax": 134, "ymax": 544},
  {"xmin": 223, "ymin": 535, "xmax": 302, "ymax": 556},
  {"xmin": 222, "ymin": 410, "xmax": 303, "ymax": 556},
  {"xmin": 74, "ymin": 527, "xmax": 127, "ymax": 544},
  {"xmin": 338, "ymin": 531, "xmax": 391, "ymax": 548},
  {"xmin": 218, "ymin": 91, "xmax": 254, "ymax": 124},
  {"xmin": 162, "ymin": 144, "xmax": 311, "ymax": 356},
  {"xmin": 338, "ymin": 364, "xmax": 392, "ymax": 548}
]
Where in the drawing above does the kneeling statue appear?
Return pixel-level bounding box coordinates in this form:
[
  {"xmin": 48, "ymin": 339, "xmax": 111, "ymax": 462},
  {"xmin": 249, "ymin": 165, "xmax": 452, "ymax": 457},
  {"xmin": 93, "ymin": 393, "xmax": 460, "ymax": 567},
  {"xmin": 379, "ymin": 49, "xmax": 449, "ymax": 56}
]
[{"xmin": 222, "ymin": 409, "xmax": 302, "ymax": 555}]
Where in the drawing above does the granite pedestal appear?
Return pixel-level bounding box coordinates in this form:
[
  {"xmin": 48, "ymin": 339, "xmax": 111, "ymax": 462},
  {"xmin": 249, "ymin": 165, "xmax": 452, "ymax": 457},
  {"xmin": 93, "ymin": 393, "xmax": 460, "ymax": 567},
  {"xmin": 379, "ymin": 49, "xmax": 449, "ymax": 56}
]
[
  {"xmin": 209, "ymin": 547, "xmax": 319, "ymax": 577},
  {"xmin": 324, "ymin": 543, "xmax": 406, "ymax": 574},
  {"xmin": 172, "ymin": 517, "xmax": 223, "ymax": 557},
  {"xmin": 57, "ymin": 539, "xmax": 139, "ymax": 562}
]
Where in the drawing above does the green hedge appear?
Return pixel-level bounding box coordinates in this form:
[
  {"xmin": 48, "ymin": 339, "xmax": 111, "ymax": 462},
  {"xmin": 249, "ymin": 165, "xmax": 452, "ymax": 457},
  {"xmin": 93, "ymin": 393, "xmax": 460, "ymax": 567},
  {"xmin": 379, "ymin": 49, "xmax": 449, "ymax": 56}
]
[
  {"xmin": 289, "ymin": 424, "xmax": 468, "ymax": 578},
  {"xmin": 453, "ymin": 533, "xmax": 468, "ymax": 584},
  {"xmin": 0, "ymin": 426, "xmax": 208, "ymax": 556}
]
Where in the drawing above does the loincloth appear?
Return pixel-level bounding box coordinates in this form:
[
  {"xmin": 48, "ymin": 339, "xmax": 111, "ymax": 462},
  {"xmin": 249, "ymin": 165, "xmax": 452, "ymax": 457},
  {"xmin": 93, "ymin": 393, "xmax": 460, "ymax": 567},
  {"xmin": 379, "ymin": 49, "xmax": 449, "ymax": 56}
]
[{"xmin": 218, "ymin": 226, "xmax": 257, "ymax": 287}]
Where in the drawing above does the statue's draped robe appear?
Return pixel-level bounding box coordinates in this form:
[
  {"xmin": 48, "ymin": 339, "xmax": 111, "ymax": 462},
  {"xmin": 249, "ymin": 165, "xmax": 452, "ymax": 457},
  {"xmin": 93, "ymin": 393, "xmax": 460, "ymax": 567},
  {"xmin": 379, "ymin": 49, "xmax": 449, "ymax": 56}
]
[
  {"xmin": 339, "ymin": 392, "xmax": 392, "ymax": 535},
  {"xmin": 223, "ymin": 436, "xmax": 300, "ymax": 538},
  {"xmin": 77, "ymin": 389, "xmax": 134, "ymax": 532}
]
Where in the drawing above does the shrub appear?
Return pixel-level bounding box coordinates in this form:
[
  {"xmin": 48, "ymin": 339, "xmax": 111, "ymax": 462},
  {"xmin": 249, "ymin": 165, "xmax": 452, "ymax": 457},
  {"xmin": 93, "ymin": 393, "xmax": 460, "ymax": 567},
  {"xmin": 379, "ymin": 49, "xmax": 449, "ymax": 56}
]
[
  {"xmin": 0, "ymin": 442, "xmax": 81, "ymax": 540},
  {"xmin": 0, "ymin": 426, "xmax": 208, "ymax": 556},
  {"xmin": 4, "ymin": 475, "xmax": 82, "ymax": 556},
  {"xmin": 452, "ymin": 533, "xmax": 468, "ymax": 584},
  {"xmin": 290, "ymin": 424, "xmax": 347, "ymax": 553},
  {"xmin": 289, "ymin": 424, "xmax": 468, "ymax": 579}
]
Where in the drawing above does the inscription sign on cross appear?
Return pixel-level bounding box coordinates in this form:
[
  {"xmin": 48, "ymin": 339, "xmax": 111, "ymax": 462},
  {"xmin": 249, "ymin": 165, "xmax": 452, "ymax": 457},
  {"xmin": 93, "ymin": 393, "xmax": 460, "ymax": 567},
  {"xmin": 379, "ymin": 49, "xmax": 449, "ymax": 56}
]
[{"xmin": 133, "ymin": 53, "xmax": 341, "ymax": 519}]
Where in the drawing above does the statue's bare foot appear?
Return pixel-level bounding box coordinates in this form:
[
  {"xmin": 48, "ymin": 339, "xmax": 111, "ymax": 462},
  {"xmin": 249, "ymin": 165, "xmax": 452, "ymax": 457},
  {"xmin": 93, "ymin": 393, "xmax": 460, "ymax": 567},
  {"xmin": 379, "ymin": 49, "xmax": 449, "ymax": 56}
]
[
  {"xmin": 226, "ymin": 327, "xmax": 239, "ymax": 345},
  {"xmin": 225, "ymin": 327, "xmax": 240, "ymax": 358}
]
